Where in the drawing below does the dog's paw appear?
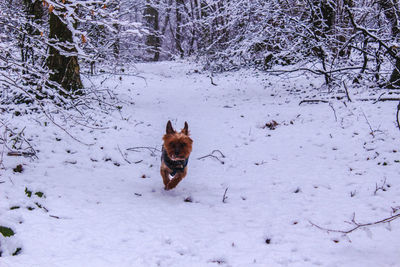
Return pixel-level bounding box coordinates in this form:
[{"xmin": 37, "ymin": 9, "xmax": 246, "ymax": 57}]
[
  {"xmin": 165, "ymin": 184, "xmax": 172, "ymax": 190},
  {"xmin": 165, "ymin": 183, "xmax": 177, "ymax": 190}
]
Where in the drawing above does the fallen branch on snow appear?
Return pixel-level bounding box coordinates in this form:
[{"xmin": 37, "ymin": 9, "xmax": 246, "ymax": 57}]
[
  {"xmin": 197, "ymin": 150, "xmax": 225, "ymax": 165},
  {"xmin": 299, "ymin": 99, "xmax": 329, "ymax": 105},
  {"xmin": 7, "ymin": 151, "xmax": 36, "ymax": 157},
  {"xmin": 117, "ymin": 145, "xmax": 131, "ymax": 164},
  {"xmin": 309, "ymin": 211, "xmax": 400, "ymax": 235},
  {"xmin": 126, "ymin": 146, "xmax": 161, "ymax": 157}
]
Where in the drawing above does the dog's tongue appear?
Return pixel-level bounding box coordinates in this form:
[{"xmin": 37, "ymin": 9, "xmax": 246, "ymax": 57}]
[{"xmin": 171, "ymin": 155, "xmax": 183, "ymax": 161}]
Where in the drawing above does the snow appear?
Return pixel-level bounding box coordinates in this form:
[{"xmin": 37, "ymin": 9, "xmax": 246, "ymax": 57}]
[{"xmin": 1, "ymin": 61, "xmax": 399, "ymax": 266}]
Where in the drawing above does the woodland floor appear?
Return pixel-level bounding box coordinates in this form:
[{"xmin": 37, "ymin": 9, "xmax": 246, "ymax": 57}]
[{"xmin": 0, "ymin": 61, "xmax": 399, "ymax": 267}]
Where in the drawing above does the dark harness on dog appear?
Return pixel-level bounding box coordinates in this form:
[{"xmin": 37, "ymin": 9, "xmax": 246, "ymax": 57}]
[{"xmin": 161, "ymin": 146, "xmax": 189, "ymax": 176}]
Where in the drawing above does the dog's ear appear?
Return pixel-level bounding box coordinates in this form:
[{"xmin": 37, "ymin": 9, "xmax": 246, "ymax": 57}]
[
  {"xmin": 166, "ymin": 120, "xmax": 175, "ymax": 134},
  {"xmin": 181, "ymin": 121, "xmax": 189, "ymax": 135}
]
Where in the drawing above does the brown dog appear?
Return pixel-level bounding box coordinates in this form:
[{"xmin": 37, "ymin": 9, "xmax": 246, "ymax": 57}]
[{"xmin": 160, "ymin": 121, "xmax": 193, "ymax": 190}]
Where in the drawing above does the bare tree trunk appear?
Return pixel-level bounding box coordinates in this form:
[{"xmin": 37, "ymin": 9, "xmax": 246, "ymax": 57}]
[
  {"xmin": 19, "ymin": 0, "xmax": 43, "ymax": 85},
  {"xmin": 47, "ymin": 4, "xmax": 83, "ymax": 95},
  {"xmin": 308, "ymin": 0, "xmax": 335, "ymax": 84},
  {"xmin": 20, "ymin": 0, "xmax": 43, "ymax": 66},
  {"xmin": 379, "ymin": 0, "xmax": 400, "ymax": 87},
  {"xmin": 144, "ymin": 0, "xmax": 161, "ymax": 61},
  {"xmin": 175, "ymin": 0, "xmax": 184, "ymax": 58},
  {"xmin": 187, "ymin": 0, "xmax": 198, "ymax": 56},
  {"xmin": 161, "ymin": 0, "xmax": 173, "ymax": 36},
  {"xmin": 112, "ymin": 0, "xmax": 121, "ymax": 61}
]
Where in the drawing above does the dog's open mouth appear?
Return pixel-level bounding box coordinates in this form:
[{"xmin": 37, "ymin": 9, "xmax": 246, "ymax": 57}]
[{"xmin": 170, "ymin": 155, "xmax": 185, "ymax": 161}]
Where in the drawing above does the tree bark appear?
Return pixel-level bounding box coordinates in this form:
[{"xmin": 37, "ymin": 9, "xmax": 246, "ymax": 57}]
[
  {"xmin": 19, "ymin": 0, "xmax": 42, "ymax": 83},
  {"xmin": 379, "ymin": 0, "xmax": 400, "ymax": 87},
  {"xmin": 47, "ymin": 6, "xmax": 83, "ymax": 94},
  {"xmin": 175, "ymin": 0, "xmax": 184, "ymax": 58},
  {"xmin": 20, "ymin": 0, "xmax": 43, "ymax": 66},
  {"xmin": 144, "ymin": 0, "xmax": 161, "ymax": 61}
]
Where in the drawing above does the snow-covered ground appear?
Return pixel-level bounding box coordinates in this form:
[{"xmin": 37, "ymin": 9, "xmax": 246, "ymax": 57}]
[{"xmin": 1, "ymin": 61, "xmax": 399, "ymax": 266}]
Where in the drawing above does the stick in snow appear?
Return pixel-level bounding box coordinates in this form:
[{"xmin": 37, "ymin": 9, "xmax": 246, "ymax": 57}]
[
  {"xmin": 309, "ymin": 212, "xmax": 400, "ymax": 234},
  {"xmin": 298, "ymin": 99, "xmax": 329, "ymax": 105},
  {"xmin": 197, "ymin": 150, "xmax": 225, "ymax": 164},
  {"xmin": 126, "ymin": 146, "xmax": 161, "ymax": 157},
  {"xmin": 222, "ymin": 188, "xmax": 228, "ymax": 203},
  {"xmin": 397, "ymin": 102, "xmax": 400, "ymax": 131}
]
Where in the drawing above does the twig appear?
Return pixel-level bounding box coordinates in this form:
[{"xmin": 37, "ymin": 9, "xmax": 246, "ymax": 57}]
[
  {"xmin": 197, "ymin": 150, "xmax": 225, "ymax": 164},
  {"xmin": 126, "ymin": 146, "xmax": 161, "ymax": 157},
  {"xmin": 373, "ymin": 92, "xmax": 387, "ymax": 104},
  {"xmin": 117, "ymin": 145, "xmax": 131, "ymax": 164},
  {"xmin": 397, "ymin": 102, "xmax": 400, "ymax": 130},
  {"xmin": 299, "ymin": 99, "xmax": 329, "ymax": 105},
  {"xmin": 210, "ymin": 76, "xmax": 217, "ymax": 86},
  {"xmin": 7, "ymin": 151, "xmax": 36, "ymax": 157},
  {"xmin": 361, "ymin": 110, "xmax": 375, "ymax": 137},
  {"xmin": 343, "ymin": 81, "xmax": 352, "ymax": 102},
  {"xmin": 310, "ymin": 212, "xmax": 400, "ymax": 234},
  {"xmin": 265, "ymin": 66, "xmax": 363, "ymax": 76},
  {"xmin": 374, "ymin": 177, "xmax": 387, "ymax": 195},
  {"xmin": 211, "ymin": 150, "xmax": 225, "ymax": 158},
  {"xmin": 356, "ymin": 97, "xmax": 400, "ymax": 102},
  {"xmin": 329, "ymin": 103, "xmax": 338, "ymax": 122},
  {"xmin": 222, "ymin": 187, "xmax": 228, "ymax": 203}
]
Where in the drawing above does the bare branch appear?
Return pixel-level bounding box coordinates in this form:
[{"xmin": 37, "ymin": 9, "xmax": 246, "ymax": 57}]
[
  {"xmin": 126, "ymin": 146, "xmax": 161, "ymax": 157},
  {"xmin": 299, "ymin": 99, "xmax": 329, "ymax": 105},
  {"xmin": 310, "ymin": 212, "xmax": 400, "ymax": 234},
  {"xmin": 197, "ymin": 150, "xmax": 225, "ymax": 164},
  {"xmin": 117, "ymin": 145, "xmax": 131, "ymax": 164}
]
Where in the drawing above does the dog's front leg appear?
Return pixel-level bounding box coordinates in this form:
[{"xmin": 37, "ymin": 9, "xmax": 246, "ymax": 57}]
[
  {"xmin": 160, "ymin": 166, "xmax": 171, "ymax": 188},
  {"xmin": 166, "ymin": 175, "xmax": 183, "ymax": 190},
  {"xmin": 165, "ymin": 169, "xmax": 187, "ymax": 190}
]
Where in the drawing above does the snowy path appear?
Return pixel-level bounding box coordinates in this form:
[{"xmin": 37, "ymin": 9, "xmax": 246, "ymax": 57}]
[{"xmin": 1, "ymin": 62, "xmax": 399, "ymax": 266}]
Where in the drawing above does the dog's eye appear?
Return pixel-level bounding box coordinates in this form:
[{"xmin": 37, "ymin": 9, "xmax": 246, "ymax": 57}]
[{"xmin": 181, "ymin": 143, "xmax": 186, "ymax": 147}]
